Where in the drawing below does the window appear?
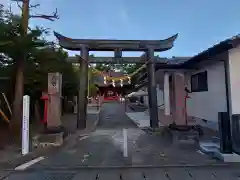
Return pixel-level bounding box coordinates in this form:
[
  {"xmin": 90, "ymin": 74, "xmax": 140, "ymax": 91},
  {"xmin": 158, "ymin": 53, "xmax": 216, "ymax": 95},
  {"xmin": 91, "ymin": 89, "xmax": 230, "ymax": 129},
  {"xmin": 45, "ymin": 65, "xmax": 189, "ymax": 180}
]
[{"xmin": 191, "ymin": 71, "xmax": 208, "ymax": 92}]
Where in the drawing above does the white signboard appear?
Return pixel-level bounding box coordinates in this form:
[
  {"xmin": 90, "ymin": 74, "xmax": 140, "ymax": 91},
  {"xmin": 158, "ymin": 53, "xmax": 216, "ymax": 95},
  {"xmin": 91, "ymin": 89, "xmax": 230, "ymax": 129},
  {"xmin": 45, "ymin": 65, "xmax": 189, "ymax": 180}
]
[{"xmin": 22, "ymin": 95, "xmax": 30, "ymax": 155}]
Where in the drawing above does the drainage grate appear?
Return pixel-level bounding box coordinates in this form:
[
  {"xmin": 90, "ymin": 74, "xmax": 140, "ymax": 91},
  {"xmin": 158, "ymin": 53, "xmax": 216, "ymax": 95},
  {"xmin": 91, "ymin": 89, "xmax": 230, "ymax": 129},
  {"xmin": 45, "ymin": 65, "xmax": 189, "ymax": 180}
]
[{"xmin": 42, "ymin": 172, "xmax": 76, "ymax": 180}]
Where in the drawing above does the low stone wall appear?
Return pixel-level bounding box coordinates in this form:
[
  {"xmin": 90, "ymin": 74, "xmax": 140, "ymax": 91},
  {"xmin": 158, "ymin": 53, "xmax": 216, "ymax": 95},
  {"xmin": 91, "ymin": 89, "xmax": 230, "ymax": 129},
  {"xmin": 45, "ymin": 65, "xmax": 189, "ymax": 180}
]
[{"xmin": 32, "ymin": 132, "xmax": 64, "ymax": 149}]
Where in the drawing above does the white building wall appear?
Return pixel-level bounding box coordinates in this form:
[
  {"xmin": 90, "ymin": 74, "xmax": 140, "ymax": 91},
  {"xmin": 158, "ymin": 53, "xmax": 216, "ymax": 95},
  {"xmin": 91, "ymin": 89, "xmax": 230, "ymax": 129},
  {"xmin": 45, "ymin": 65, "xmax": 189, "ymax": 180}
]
[
  {"xmin": 143, "ymin": 85, "xmax": 164, "ymax": 109},
  {"xmin": 157, "ymin": 85, "xmax": 164, "ymax": 109},
  {"xmin": 143, "ymin": 87, "xmax": 149, "ymax": 107},
  {"xmin": 186, "ymin": 61, "xmax": 227, "ymax": 126},
  {"xmin": 228, "ymin": 45, "xmax": 240, "ymax": 114}
]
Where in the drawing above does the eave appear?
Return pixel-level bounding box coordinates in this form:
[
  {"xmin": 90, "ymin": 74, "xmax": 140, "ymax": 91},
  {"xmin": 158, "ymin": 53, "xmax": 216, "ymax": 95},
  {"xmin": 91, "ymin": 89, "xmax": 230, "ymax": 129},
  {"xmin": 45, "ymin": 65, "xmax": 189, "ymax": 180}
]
[
  {"xmin": 182, "ymin": 34, "xmax": 240, "ymax": 68},
  {"xmin": 54, "ymin": 32, "xmax": 178, "ymax": 51}
]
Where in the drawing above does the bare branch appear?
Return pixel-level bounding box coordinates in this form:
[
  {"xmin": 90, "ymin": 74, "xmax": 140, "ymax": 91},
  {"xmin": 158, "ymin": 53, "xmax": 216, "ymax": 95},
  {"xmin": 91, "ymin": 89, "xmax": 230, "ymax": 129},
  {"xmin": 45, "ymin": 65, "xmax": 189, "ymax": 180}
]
[
  {"xmin": 29, "ymin": 8, "xmax": 59, "ymax": 21},
  {"xmin": 40, "ymin": 27, "xmax": 50, "ymax": 33},
  {"xmin": 16, "ymin": 1, "xmax": 22, "ymax": 10},
  {"xmin": 29, "ymin": 3, "xmax": 40, "ymax": 9},
  {"xmin": 12, "ymin": 0, "xmax": 40, "ymax": 10},
  {"xmin": 9, "ymin": 4, "xmax": 12, "ymax": 13},
  {"xmin": 11, "ymin": 0, "xmax": 59, "ymax": 21}
]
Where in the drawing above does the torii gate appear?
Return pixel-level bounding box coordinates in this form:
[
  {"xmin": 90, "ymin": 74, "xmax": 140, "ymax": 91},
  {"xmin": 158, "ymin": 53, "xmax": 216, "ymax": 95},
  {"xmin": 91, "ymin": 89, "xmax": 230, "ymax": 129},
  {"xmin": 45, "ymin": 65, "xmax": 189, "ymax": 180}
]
[{"xmin": 54, "ymin": 32, "xmax": 178, "ymax": 129}]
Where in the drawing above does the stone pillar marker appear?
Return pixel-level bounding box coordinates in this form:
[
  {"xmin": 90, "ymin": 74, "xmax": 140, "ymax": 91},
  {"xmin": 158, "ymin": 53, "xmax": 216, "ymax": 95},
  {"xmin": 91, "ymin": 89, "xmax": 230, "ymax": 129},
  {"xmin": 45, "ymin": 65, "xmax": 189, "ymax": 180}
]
[
  {"xmin": 164, "ymin": 72, "xmax": 170, "ymax": 115},
  {"xmin": 173, "ymin": 73, "xmax": 186, "ymax": 125},
  {"xmin": 47, "ymin": 72, "xmax": 62, "ymax": 130}
]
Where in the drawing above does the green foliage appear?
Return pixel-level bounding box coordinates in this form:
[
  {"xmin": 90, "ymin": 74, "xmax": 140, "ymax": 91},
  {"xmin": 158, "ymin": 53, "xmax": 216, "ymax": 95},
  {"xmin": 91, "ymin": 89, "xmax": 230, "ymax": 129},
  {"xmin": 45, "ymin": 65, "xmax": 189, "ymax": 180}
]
[
  {"xmin": 94, "ymin": 64, "xmax": 112, "ymax": 71},
  {"xmin": 94, "ymin": 63, "xmax": 141, "ymax": 74},
  {"xmin": 24, "ymin": 47, "xmax": 79, "ymax": 97},
  {"xmin": 89, "ymin": 84, "xmax": 98, "ymax": 97},
  {"xmin": 0, "ymin": 3, "xmax": 79, "ymax": 98},
  {"xmin": 119, "ymin": 64, "xmax": 142, "ymax": 74},
  {"xmin": 92, "ymin": 54, "xmax": 142, "ymax": 74}
]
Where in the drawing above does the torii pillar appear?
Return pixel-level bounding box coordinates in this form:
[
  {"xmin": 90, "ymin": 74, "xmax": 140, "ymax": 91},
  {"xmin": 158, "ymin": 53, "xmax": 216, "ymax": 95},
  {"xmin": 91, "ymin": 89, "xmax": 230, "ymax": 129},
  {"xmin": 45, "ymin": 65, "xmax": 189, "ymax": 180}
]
[
  {"xmin": 146, "ymin": 48, "xmax": 159, "ymax": 129},
  {"xmin": 77, "ymin": 46, "xmax": 89, "ymax": 129},
  {"xmin": 53, "ymin": 31, "xmax": 178, "ymax": 130}
]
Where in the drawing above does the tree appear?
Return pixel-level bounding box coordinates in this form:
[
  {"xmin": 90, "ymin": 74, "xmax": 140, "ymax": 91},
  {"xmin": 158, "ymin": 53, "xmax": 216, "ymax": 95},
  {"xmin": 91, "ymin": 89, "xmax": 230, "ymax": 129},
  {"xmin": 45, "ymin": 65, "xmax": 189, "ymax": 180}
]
[
  {"xmin": 118, "ymin": 64, "xmax": 143, "ymax": 74},
  {"xmin": 89, "ymin": 53, "xmax": 142, "ymax": 74},
  {"xmin": 25, "ymin": 46, "xmax": 79, "ymax": 97},
  {"xmin": 0, "ymin": 1, "xmax": 59, "ymax": 142},
  {"xmin": 87, "ymin": 67, "xmax": 99, "ymax": 97},
  {"xmin": 88, "ymin": 84, "xmax": 99, "ymax": 97},
  {"xmin": 0, "ymin": 7, "xmax": 47, "ymax": 140},
  {"xmin": 94, "ymin": 64, "xmax": 111, "ymax": 72},
  {"xmin": 0, "ymin": 3, "xmax": 80, "ymax": 142},
  {"xmin": 94, "ymin": 63, "xmax": 142, "ymax": 74}
]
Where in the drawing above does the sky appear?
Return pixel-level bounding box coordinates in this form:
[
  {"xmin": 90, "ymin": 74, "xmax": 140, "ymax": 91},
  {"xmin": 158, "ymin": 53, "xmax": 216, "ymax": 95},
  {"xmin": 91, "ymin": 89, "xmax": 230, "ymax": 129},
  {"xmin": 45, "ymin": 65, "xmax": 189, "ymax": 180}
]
[{"xmin": 2, "ymin": 0, "xmax": 240, "ymax": 57}]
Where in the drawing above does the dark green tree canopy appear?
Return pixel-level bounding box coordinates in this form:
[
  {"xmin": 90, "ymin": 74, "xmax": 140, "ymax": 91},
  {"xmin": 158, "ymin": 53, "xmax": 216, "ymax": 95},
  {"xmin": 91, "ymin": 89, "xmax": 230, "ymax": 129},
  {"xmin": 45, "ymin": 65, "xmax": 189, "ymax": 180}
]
[{"xmin": 0, "ymin": 3, "xmax": 79, "ymax": 98}]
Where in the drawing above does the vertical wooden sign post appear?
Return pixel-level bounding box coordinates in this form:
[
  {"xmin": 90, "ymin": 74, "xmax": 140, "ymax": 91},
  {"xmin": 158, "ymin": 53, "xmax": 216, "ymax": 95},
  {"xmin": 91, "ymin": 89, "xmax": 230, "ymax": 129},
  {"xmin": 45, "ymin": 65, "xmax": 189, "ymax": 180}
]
[{"xmin": 22, "ymin": 95, "xmax": 30, "ymax": 155}]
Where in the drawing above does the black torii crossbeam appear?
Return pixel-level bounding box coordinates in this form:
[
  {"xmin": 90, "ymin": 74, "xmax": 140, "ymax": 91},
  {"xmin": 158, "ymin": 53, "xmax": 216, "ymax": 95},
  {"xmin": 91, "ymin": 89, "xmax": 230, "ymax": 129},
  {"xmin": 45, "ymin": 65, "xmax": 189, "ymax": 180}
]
[{"xmin": 54, "ymin": 31, "xmax": 178, "ymax": 129}]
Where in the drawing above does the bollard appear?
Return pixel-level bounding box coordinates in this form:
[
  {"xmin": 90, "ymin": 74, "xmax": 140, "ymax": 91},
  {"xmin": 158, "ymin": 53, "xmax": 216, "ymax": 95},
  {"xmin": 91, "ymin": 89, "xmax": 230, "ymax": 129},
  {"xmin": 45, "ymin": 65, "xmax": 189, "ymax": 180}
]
[{"xmin": 123, "ymin": 128, "xmax": 128, "ymax": 157}]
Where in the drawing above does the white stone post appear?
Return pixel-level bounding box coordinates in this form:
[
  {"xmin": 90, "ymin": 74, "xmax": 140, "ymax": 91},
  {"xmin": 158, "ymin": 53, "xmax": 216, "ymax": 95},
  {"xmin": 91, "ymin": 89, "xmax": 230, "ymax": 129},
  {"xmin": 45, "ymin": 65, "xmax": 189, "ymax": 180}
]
[
  {"xmin": 164, "ymin": 72, "xmax": 170, "ymax": 115},
  {"xmin": 22, "ymin": 95, "xmax": 30, "ymax": 155},
  {"xmin": 123, "ymin": 128, "xmax": 128, "ymax": 157},
  {"xmin": 74, "ymin": 96, "xmax": 78, "ymax": 114}
]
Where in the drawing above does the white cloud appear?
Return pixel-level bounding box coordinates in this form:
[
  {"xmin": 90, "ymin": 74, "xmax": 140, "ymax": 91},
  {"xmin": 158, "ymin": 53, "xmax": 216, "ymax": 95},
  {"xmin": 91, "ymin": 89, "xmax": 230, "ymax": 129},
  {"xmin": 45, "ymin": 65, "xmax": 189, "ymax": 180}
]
[
  {"xmin": 118, "ymin": 6, "xmax": 136, "ymax": 35},
  {"xmin": 93, "ymin": 0, "xmax": 138, "ymax": 38},
  {"xmin": 1, "ymin": 0, "xmax": 10, "ymax": 6}
]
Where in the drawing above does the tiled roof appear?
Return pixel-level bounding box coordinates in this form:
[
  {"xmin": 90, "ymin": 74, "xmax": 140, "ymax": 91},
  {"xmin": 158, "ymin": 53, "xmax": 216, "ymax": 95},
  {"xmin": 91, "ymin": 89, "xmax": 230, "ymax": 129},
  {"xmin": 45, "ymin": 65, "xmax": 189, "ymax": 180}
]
[
  {"xmin": 135, "ymin": 34, "xmax": 240, "ymax": 84},
  {"xmin": 183, "ymin": 34, "xmax": 240, "ymax": 67},
  {"xmin": 155, "ymin": 57, "xmax": 191, "ymax": 65}
]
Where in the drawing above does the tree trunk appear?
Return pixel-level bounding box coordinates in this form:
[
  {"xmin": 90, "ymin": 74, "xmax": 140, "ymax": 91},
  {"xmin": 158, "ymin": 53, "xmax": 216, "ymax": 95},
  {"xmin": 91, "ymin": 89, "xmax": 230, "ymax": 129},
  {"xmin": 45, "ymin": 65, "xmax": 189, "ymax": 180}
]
[
  {"xmin": 34, "ymin": 101, "xmax": 41, "ymax": 122},
  {"xmin": 7, "ymin": 64, "xmax": 17, "ymax": 108},
  {"xmin": 10, "ymin": 0, "xmax": 29, "ymax": 144},
  {"xmin": 10, "ymin": 59, "xmax": 24, "ymax": 144}
]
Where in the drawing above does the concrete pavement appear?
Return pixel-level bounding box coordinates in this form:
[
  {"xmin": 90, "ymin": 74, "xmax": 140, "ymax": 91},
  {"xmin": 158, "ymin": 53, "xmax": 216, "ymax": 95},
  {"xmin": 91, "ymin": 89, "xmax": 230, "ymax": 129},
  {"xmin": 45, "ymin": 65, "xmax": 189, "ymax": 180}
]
[
  {"xmin": 3, "ymin": 166, "xmax": 240, "ymax": 180},
  {"xmin": 26, "ymin": 102, "xmax": 219, "ymax": 168},
  {"xmin": 2, "ymin": 101, "xmax": 240, "ymax": 179}
]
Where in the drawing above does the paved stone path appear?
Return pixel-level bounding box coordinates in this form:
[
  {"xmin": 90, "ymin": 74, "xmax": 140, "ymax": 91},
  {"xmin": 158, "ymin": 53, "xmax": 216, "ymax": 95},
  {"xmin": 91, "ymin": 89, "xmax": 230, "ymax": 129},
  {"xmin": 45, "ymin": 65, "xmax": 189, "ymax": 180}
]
[
  {"xmin": 30, "ymin": 102, "xmax": 217, "ymax": 168},
  {"xmin": 98, "ymin": 102, "xmax": 136, "ymax": 129},
  {"xmin": 3, "ymin": 102, "xmax": 240, "ymax": 179}
]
